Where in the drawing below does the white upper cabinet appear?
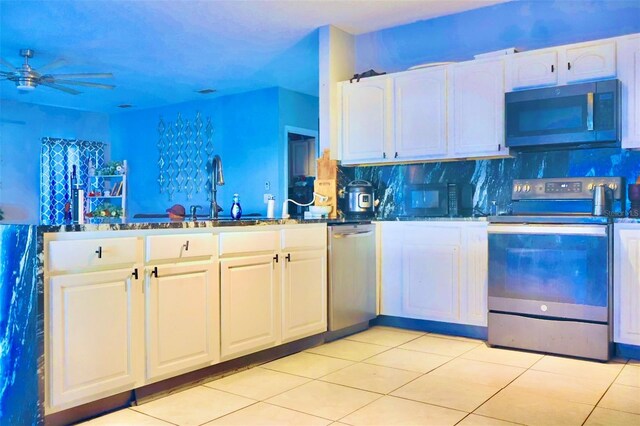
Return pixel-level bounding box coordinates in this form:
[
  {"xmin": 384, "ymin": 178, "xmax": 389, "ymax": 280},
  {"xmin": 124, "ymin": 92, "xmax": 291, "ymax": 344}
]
[
  {"xmin": 507, "ymin": 50, "xmax": 558, "ymax": 90},
  {"xmin": 565, "ymin": 41, "xmax": 616, "ymax": 83},
  {"xmin": 618, "ymin": 35, "xmax": 640, "ymax": 149},
  {"xmin": 393, "ymin": 67, "xmax": 448, "ymax": 159},
  {"xmin": 506, "ymin": 39, "xmax": 617, "ymax": 91},
  {"xmin": 340, "ymin": 76, "xmax": 392, "ymax": 163},
  {"xmin": 449, "ymin": 58, "xmax": 507, "ymax": 157}
]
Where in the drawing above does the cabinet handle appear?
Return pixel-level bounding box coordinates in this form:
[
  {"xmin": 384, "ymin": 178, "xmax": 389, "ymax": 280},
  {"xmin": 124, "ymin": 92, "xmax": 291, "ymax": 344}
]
[
  {"xmin": 568, "ymin": 62, "xmax": 571, "ymax": 70},
  {"xmin": 285, "ymin": 253, "xmax": 291, "ymax": 262},
  {"xmin": 394, "ymin": 152, "xmax": 398, "ymax": 159},
  {"xmin": 183, "ymin": 240, "xmax": 190, "ymax": 251},
  {"xmin": 551, "ymin": 64, "xmax": 554, "ymax": 73},
  {"xmin": 498, "ymin": 144, "xmax": 501, "ymax": 151},
  {"xmin": 151, "ymin": 266, "xmax": 158, "ymax": 278},
  {"xmin": 273, "ymin": 254, "xmax": 279, "ymax": 263},
  {"xmin": 95, "ymin": 246, "xmax": 103, "ymax": 259},
  {"xmin": 132, "ymin": 268, "xmax": 139, "ymax": 280},
  {"xmin": 383, "ymin": 152, "xmax": 386, "ymax": 159}
]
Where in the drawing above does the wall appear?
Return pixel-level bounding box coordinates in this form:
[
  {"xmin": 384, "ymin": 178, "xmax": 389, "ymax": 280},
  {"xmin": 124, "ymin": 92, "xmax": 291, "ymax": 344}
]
[
  {"xmin": 355, "ymin": 0, "xmax": 640, "ymax": 72},
  {"xmin": 341, "ymin": 0, "xmax": 640, "ymax": 217},
  {"xmin": 0, "ymin": 100, "xmax": 110, "ymax": 224},
  {"xmin": 110, "ymin": 87, "xmax": 318, "ymax": 218}
]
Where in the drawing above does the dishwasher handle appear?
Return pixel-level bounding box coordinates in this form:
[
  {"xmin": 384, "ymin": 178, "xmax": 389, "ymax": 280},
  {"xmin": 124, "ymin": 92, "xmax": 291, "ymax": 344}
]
[{"xmin": 332, "ymin": 230, "xmax": 374, "ymax": 239}]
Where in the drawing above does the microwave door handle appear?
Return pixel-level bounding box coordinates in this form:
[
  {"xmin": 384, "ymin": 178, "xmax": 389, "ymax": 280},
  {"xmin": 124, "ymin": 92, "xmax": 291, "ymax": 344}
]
[{"xmin": 587, "ymin": 92, "xmax": 594, "ymax": 131}]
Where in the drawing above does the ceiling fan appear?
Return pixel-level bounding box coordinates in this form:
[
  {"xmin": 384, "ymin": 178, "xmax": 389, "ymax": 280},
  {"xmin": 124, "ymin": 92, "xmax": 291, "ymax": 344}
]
[{"xmin": 0, "ymin": 49, "xmax": 115, "ymax": 95}]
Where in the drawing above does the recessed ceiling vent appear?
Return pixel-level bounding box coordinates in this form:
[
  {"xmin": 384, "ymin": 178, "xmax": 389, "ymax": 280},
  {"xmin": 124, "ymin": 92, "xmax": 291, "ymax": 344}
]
[
  {"xmin": 196, "ymin": 88, "xmax": 216, "ymax": 94},
  {"xmin": 117, "ymin": 104, "xmax": 133, "ymax": 108}
]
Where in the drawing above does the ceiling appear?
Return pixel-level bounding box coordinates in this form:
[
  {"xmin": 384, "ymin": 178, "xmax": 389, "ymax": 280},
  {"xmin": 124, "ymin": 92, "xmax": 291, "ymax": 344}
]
[{"xmin": 0, "ymin": 0, "xmax": 506, "ymax": 113}]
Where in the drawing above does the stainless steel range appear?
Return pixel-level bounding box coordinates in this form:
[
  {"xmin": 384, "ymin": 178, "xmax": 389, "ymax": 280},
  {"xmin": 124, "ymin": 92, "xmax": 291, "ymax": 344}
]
[{"xmin": 488, "ymin": 177, "xmax": 625, "ymax": 361}]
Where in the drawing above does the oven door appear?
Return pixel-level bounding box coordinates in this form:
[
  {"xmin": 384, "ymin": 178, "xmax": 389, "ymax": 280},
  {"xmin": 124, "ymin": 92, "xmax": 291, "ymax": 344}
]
[{"xmin": 488, "ymin": 224, "xmax": 609, "ymax": 322}]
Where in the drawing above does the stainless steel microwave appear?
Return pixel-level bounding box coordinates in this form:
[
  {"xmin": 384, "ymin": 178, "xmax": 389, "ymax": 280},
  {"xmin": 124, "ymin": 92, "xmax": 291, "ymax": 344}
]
[
  {"xmin": 505, "ymin": 79, "xmax": 620, "ymax": 150},
  {"xmin": 405, "ymin": 183, "xmax": 474, "ymax": 217}
]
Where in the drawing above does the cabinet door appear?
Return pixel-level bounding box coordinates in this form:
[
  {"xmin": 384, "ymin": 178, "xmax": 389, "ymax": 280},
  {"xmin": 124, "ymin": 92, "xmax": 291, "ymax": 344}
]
[
  {"xmin": 340, "ymin": 77, "xmax": 392, "ymax": 163},
  {"xmin": 49, "ymin": 268, "xmax": 142, "ymax": 409},
  {"xmin": 401, "ymin": 242, "xmax": 460, "ymax": 322},
  {"xmin": 146, "ymin": 261, "xmax": 219, "ymax": 381},
  {"xmin": 618, "ymin": 35, "xmax": 640, "ymax": 149},
  {"xmin": 507, "ymin": 50, "xmax": 558, "ymax": 90},
  {"xmin": 460, "ymin": 226, "xmax": 488, "ymax": 326},
  {"xmin": 565, "ymin": 41, "xmax": 616, "ymax": 83},
  {"xmin": 220, "ymin": 254, "xmax": 280, "ymax": 360},
  {"xmin": 281, "ymin": 249, "xmax": 327, "ymax": 342},
  {"xmin": 449, "ymin": 59, "xmax": 507, "ymax": 157},
  {"xmin": 289, "ymin": 139, "xmax": 315, "ymax": 179},
  {"xmin": 380, "ymin": 223, "xmax": 404, "ymax": 316},
  {"xmin": 614, "ymin": 227, "xmax": 640, "ymax": 345},
  {"xmin": 393, "ymin": 67, "xmax": 448, "ymax": 159}
]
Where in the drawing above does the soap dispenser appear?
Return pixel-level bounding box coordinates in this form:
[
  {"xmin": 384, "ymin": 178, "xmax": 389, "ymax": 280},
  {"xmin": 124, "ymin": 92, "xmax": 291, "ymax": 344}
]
[{"xmin": 230, "ymin": 193, "xmax": 242, "ymax": 220}]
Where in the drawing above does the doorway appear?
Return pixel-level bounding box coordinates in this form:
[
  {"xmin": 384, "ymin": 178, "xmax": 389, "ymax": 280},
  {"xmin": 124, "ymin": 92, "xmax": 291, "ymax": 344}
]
[{"xmin": 285, "ymin": 127, "xmax": 318, "ymax": 217}]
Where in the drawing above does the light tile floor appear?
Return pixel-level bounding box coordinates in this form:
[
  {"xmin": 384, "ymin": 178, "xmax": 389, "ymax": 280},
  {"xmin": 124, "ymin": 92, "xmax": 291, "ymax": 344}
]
[{"xmin": 82, "ymin": 326, "xmax": 640, "ymax": 426}]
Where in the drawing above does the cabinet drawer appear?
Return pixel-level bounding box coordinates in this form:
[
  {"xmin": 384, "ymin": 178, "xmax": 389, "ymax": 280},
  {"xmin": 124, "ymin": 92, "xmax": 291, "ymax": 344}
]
[
  {"xmin": 219, "ymin": 231, "xmax": 278, "ymax": 256},
  {"xmin": 281, "ymin": 227, "xmax": 326, "ymax": 250},
  {"xmin": 48, "ymin": 237, "xmax": 139, "ymax": 272},
  {"xmin": 146, "ymin": 233, "xmax": 216, "ymax": 262}
]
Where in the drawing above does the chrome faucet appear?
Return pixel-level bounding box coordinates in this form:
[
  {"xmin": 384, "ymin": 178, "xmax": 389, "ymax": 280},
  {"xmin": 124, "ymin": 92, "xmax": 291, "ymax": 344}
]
[{"xmin": 210, "ymin": 155, "xmax": 225, "ymax": 219}]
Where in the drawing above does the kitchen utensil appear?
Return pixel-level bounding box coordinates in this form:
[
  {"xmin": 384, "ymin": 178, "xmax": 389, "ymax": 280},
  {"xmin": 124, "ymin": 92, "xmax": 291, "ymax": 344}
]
[
  {"xmin": 342, "ymin": 180, "xmax": 375, "ymax": 219},
  {"xmin": 592, "ymin": 184, "xmax": 612, "ymax": 216},
  {"xmin": 628, "ymin": 184, "xmax": 640, "ymax": 217}
]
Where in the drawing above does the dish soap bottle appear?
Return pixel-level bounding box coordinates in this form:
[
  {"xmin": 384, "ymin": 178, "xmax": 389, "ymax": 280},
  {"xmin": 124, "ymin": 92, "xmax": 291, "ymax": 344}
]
[{"xmin": 230, "ymin": 193, "xmax": 242, "ymax": 220}]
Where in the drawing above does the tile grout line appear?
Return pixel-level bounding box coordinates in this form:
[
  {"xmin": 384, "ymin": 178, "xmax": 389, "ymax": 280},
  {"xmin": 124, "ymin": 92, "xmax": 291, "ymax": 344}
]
[{"xmin": 580, "ymin": 363, "xmax": 630, "ymax": 426}]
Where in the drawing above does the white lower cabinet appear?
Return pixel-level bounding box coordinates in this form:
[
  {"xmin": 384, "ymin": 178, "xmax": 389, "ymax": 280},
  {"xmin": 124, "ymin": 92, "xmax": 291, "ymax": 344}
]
[
  {"xmin": 281, "ymin": 249, "xmax": 327, "ymax": 343},
  {"xmin": 145, "ymin": 261, "xmax": 219, "ymax": 381},
  {"xmin": 400, "ymin": 239, "xmax": 460, "ymax": 322},
  {"xmin": 49, "ymin": 268, "xmax": 143, "ymax": 410},
  {"xmin": 614, "ymin": 225, "xmax": 640, "ymax": 345},
  {"xmin": 220, "ymin": 254, "xmax": 280, "ymax": 360},
  {"xmin": 381, "ymin": 221, "xmax": 488, "ymax": 327}
]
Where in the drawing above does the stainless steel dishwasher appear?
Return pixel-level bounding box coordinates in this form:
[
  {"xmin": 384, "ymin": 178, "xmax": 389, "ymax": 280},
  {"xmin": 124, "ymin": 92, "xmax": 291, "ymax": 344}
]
[{"xmin": 327, "ymin": 223, "xmax": 377, "ymax": 340}]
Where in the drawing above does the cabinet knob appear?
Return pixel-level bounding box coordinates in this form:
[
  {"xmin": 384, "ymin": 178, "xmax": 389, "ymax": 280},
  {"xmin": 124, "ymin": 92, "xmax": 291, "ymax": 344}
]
[
  {"xmin": 285, "ymin": 253, "xmax": 291, "ymax": 262},
  {"xmin": 383, "ymin": 152, "xmax": 387, "ymax": 159},
  {"xmin": 273, "ymin": 254, "xmax": 279, "ymax": 263},
  {"xmin": 568, "ymin": 62, "xmax": 571, "ymax": 70},
  {"xmin": 551, "ymin": 64, "xmax": 554, "ymax": 73},
  {"xmin": 132, "ymin": 268, "xmax": 139, "ymax": 280},
  {"xmin": 184, "ymin": 240, "xmax": 190, "ymax": 251},
  {"xmin": 95, "ymin": 246, "xmax": 103, "ymax": 259},
  {"xmin": 151, "ymin": 266, "xmax": 159, "ymax": 278}
]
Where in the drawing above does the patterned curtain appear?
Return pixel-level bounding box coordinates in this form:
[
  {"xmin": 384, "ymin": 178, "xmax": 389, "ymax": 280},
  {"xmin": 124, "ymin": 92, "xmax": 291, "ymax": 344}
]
[{"xmin": 40, "ymin": 138, "xmax": 105, "ymax": 224}]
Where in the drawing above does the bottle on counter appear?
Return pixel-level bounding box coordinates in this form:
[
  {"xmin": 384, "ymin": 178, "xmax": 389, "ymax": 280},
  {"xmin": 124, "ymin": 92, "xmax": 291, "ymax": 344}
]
[
  {"xmin": 266, "ymin": 195, "xmax": 275, "ymax": 219},
  {"xmin": 70, "ymin": 165, "xmax": 85, "ymax": 224},
  {"xmin": 230, "ymin": 193, "xmax": 242, "ymax": 220}
]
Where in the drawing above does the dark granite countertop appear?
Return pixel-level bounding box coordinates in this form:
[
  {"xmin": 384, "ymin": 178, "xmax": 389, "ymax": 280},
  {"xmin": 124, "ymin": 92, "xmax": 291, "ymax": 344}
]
[
  {"xmin": 614, "ymin": 218, "xmax": 640, "ymax": 224},
  {"xmin": 374, "ymin": 216, "xmax": 488, "ymax": 222},
  {"xmin": 1, "ymin": 217, "xmax": 374, "ymax": 233}
]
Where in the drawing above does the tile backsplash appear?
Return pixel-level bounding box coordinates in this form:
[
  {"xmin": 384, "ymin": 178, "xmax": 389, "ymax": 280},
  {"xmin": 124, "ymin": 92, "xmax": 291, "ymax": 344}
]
[{"xmin": 342, "ymin": 148, "xmax": 640, "ymax": 218}]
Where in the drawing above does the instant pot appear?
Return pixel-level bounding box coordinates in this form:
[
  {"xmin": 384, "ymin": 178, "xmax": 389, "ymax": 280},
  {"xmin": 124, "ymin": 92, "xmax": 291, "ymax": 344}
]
[{"xmin": 342, "ymin": 180, "xmax": 375, "ymax": 219}]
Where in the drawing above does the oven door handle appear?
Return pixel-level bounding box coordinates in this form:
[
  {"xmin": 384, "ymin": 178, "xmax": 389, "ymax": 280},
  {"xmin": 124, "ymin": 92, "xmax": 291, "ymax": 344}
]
[{"xmin": 488, "ymin": 224, "xmax": 606, "ymax": 237}]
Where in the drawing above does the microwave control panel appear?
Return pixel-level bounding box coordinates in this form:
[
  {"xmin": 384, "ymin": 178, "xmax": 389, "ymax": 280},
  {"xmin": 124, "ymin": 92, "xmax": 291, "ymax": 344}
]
[{"xmin": 512, "ymin": 177, "xmax": 624, "ymax": 200}]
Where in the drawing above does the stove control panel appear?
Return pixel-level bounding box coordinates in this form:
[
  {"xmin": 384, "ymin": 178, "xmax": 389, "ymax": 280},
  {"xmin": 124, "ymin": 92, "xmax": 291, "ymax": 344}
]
[{"xmin": 512, "ymin": 177, "xmax": 624, "ymax": 200}]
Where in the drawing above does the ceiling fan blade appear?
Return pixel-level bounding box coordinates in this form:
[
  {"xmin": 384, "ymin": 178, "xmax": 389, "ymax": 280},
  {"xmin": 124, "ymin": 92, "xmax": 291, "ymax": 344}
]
[
  {"xmin": 48, "ymin": 79, "xmax": 115, "ymax": 90},
  {"xmin": 44, "ymin": 72, "xmax": 113, "ymax": 79},
  {"xmin": 0, "ymin": 57, "xmax": 18, "ymax": 72},
  {"xmin": 37, "ymin": 58, "xmax": 68, "ymax": 73},
  {"xmin": 39, "ymin": 82, "xmax": 81, "ymax": 95}
]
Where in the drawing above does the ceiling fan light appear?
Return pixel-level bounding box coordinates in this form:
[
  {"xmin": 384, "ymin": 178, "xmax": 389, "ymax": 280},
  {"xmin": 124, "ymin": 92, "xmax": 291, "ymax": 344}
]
[{"xmin": 16, "ymin": 78, "xmax": 36, "ymax": 91}]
